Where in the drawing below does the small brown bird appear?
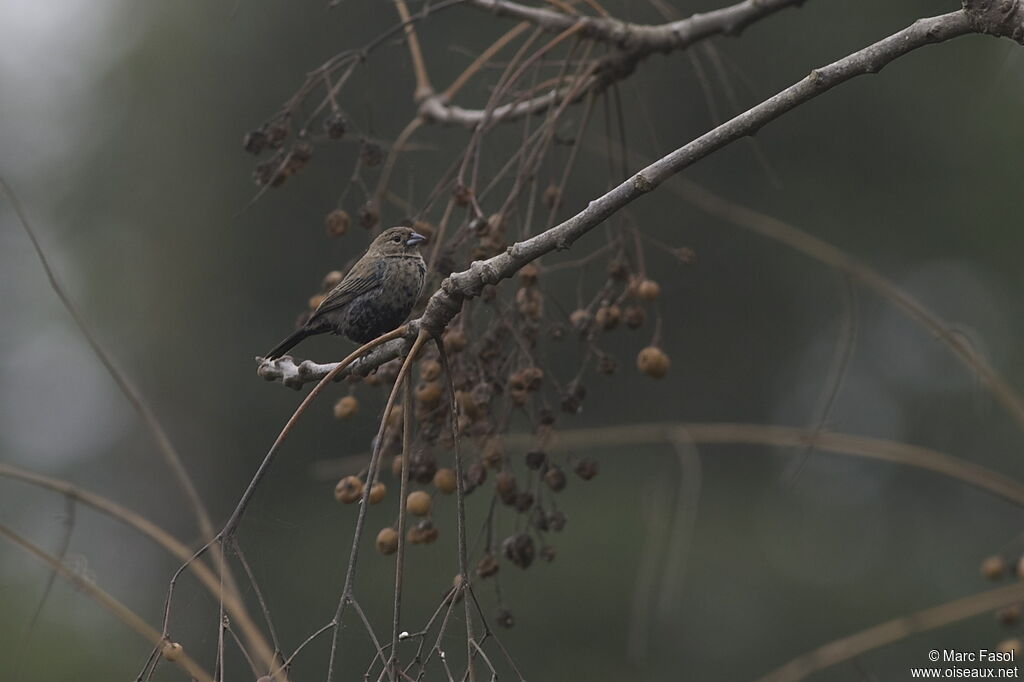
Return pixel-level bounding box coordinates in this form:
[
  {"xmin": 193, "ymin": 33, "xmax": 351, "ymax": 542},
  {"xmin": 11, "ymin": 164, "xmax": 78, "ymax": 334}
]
[{"xmin": 265, "ymin": 225, "xmax": 427, "ymax": 360}]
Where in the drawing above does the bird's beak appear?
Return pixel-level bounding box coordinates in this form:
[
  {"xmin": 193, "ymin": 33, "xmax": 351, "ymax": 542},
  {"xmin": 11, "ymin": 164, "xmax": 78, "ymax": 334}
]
[{"xmin": 406, "ymin": 232, "xmax": 427, "ymax": 246}]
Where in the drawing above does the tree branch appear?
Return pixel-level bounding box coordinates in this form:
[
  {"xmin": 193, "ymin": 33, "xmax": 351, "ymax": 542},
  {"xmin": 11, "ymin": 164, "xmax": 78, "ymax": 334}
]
[
  {"xmin": 470, "ymin": 0, "xmax": 805, "ymax": 50},
  {"xmin": 260, "ymin": 5, "xmax": 1022, "ymax": 386},
  {"xmin": 420, "ymin": 0, "xmax": 805, "ymax": 127}
]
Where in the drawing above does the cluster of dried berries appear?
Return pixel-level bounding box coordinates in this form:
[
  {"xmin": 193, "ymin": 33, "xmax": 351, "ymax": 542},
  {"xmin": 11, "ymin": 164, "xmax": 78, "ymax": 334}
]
[{"xmin": 978, "ymin": 555, "xmax": 1024, "ymax": 652}]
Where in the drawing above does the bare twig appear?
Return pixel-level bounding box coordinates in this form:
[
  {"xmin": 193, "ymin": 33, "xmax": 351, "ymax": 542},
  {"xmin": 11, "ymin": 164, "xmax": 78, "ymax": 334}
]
[
  {"xmin": 758, "ymin": 582, "xmax": 1024, "ymax": 682},
  {"xmin": 0, "ymin": 523, "xmax": 215, "ymax": 682}
]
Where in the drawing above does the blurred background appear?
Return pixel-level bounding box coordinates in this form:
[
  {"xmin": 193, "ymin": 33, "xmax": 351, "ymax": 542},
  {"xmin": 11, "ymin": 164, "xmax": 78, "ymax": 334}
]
[{"xmin": 1, "ymin": 0, "xmax": 1022, "ymax": 679}]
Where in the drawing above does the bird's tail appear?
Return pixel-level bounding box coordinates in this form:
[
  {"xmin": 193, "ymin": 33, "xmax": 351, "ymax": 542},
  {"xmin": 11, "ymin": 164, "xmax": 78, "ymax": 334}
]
[{"xmin": 264, "ymin": 328, "xmax": 314, "ymax": 360}]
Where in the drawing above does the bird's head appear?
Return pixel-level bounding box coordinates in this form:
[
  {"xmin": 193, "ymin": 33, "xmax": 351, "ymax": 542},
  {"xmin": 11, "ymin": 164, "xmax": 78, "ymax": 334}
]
[{"xmin": 370, "ymin": 225, "xmax": 428, "ymax": 257}]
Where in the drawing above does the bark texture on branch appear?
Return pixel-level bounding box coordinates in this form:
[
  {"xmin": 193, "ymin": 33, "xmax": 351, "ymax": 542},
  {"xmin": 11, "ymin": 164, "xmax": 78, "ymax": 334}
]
[{"xmin": 259, "ymin": 6, "xmax": 1023, "ymax": 389}]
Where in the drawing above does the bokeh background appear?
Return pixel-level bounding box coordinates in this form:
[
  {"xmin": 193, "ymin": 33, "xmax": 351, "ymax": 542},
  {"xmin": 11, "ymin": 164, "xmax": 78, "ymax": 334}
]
[{"xmin": 1, "ymin": 0, "xmax": 1023, "ymax": 679}]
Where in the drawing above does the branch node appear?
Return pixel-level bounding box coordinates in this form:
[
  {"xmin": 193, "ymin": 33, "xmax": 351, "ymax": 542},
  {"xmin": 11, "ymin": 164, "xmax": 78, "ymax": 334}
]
[{"xmin": 633, "ymin": 173, "xmax": 654, "ymax": 193}]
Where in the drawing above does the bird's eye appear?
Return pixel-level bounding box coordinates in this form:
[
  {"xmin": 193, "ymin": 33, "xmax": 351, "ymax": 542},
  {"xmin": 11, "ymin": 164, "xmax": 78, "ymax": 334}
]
[{"xmin": 392, "ymin": 235, "xmax": 402, "ymax": 243}]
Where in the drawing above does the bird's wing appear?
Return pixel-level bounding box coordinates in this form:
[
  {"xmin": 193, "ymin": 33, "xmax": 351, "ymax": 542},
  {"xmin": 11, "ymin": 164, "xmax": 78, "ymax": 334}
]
[{"xmin": 309, "ymin": 259, "xmax": 382, "ymax": 320}]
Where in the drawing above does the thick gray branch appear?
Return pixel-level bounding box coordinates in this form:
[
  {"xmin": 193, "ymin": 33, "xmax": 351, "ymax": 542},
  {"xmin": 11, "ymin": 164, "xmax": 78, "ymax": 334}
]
[
  {"xmin": 260, "ymin": 6, "xmax": 1022, "ymax": 388},
  {"xmin": 471, "ymin": 0, "xmax": 804, "ymax": 50},
  {"xmin": 420, "ymin": 0, "xmax": 804, "ymax": 127}
]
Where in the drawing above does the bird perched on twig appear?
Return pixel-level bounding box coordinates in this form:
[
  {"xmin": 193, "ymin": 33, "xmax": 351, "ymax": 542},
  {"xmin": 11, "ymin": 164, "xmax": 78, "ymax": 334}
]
[{"xmin": 264, "ymin": 225, "xmax": 427, "ymax": 360}]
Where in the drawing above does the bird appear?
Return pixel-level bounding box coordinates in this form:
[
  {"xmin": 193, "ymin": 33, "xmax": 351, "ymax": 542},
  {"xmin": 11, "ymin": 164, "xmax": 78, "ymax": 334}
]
[{"xmin": 264, "ymin": 225, "xmax": 427, "ymax": 360}]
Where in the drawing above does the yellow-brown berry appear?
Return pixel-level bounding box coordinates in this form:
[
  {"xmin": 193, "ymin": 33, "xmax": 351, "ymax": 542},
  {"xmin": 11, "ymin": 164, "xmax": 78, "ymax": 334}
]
[
  {"xmin": 309, "ymin": 293, "xmax": 326, "ymax": 310},
  {"xmin": 376, "ymin": 527, "xmax": 399, "ymax": 555},
  {"xmin": 333, "ymin": 395, "xmax": 359, "ymax": 419},
  {"xmin": 434, "ymin": 467, "xmax": 457, "ymax": 494},
  {"xmin": 419, "ymin": 359, "xmax": 442, "ymax": 382},
  {"xmin": 982, "ymin": 555, "xmax": 1007, "ymax": 581},
  {"xmin": 322, "ymin": 270, "xmax": 344, "ymax": 290},
  {"xmin": 997, "ymin": 638, "xmax": 1021, "ymax": 655},
  {"xmin": 637, "ymin": 278, "xmax": 660, "ymax": 302},
  {"xmin": 406, "ymin": 490, "xmax": 432, "ymax": 516},
  {"xmin": 569, "ymin": 309, "xmax": 591, "ymax": 333},
  {"xmin": 637, "ymin": 346, "xmax": 670, "ymax": 379},
  {"xmin": 519, "ymin": 264, "xmax": 539, "ymax": 285},
  {"xmin": 334, "ymin": 476, "xmax": 364, "ymax": 504},
  {"xmin": 416, "ymin": 381, "xmax": 443, "ymax": 410},
  {"xmin": 368, "ymin": 482, "xmax": 386, "ymax": 505},
  {"xmin": 161, "ymin": 642, "xmax": 184, "ymax": 662}
]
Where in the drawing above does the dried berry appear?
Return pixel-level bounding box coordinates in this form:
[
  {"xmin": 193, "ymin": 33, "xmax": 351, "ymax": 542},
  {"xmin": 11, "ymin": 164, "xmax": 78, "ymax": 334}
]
[
  {"xmin": 477, "ymin": 552, "xmax": 499, "ymax": 578},
  {"xmin": 368, "ymin": 482, "xmax": 386, "ymax": 505},
  {"xmin": 325, "ymin": 209, "xmax": 350, "ymax": 237},
  {"xmin": 322, "ymin": 270, "xmax": 344, "ymax": 289},
  {"xmin": 333, "ymin": 395, "xmax": 359, "ymax": 419},
  {"xmin": 515, "ymin": 287, "xmax": 543, "ymax": 320},
  {"xmin": 466, "ymin": 462, "xmax": 487, "ymax": 488},
  {"xmin": 285, "ymin": 142, "xmax": 313, "ymax": 174},
  {"xmin": 544, "ymin": 465, "xmax": 567, "ymax": 492},
  {"xmin": 540, "ymin": 545, "xmax": 557, "ymax": 562},
  {"xmin": 358, "ymin": 202, "xmax": 380, "ymax": 230},
  {"xmin": 560, "ymin": 382, "xmax": 585, "ymax": 414},
  {"xmin": 636, "ymin": 278, "xmax": 660, "ymax": 301},
  {"xmin": 360, "ymin": 139, "xmax": 384, "ymax": 167},
  {"xmin": 595, "ymin": 305, "xmax": 621, "ymax": 330},
  {"xmin": 569, "ymin": 309, "xmax": 591, "ymax": 333},
  {"xmin": 334, "ymin": 476, "xmax": 364, "ymax": 503},
  {"xmin": 410, "ymin": 449, "xmax": 437, "ymax": 484},
  {"xmin": 573, "ymin": 457, "xmax": 599, "ymax": 480},
  {"xmin": 502, "ymin": 533, "xmax": 535, "ymax": 569},
  {"xmin": 999, "ymin": 605, "xmax": 1021, "ymax": 626},
  {"xmin": 514, "ymin": 492, "xmax": 535, "ymax": 512},
  {"xmin": 376, "ymin": 527, "xmax": 399, "ymax": 555},
  {"xmin": 637, "ymin": 346, "xmax": 670, "ymax": 379},
  {"xmin": 265, "ymin": 122, "xmax": 288, "ymax": 148},
  {"xmin": 243, "ymin": 129, "xmax": 268, "ymax": 155},
  {"xmin": 406, "ymin": 490, "xmax": 432, "ymax": 516},
  {"xmin": 443, "ymin": 328, "xmax": 468, "ymax": 354},
  {"xmin": 433, "ymin": 467, "xmax": 457, "ymax": 495},
  {"xmin": 453, "ymin": 184, "xmax": 474, "ymax": 206},
  {"xmin": 496, "ymin": 609, "xmax": 515, "ymax": 628},
  {"xmin": 161, "ymin": 641, "xmax": 184, "ymax": 662},
  {"xmin": 519, "ymin": 264, "xmax": 539, "ymax": 285},
  {"xmin": 416, "ymin": 381, "xmax": 443, "ymax": 410},
  {"xmin": 482, "ymin": 437, "xmax": 504, "ymax": 468},
  {"xmin": 607, "ymin": 258, "xmax": 629, "ymax": 281},
  {"xmin": 624, "ymin": 305, "xmax": 646, "ymax": 329},
  {"xmin": 323, "ymin": 111, "xmax": 347, "ymax": 139},
  {"xmin": 982, "ymin": 556, "xmax": 1008, "ymax": 581},
  {"xmin": 419, "ymin": 359, "xmax": 442, "ymax": 382},
  {"xmin": 548, "ymin": 510, "xmax": 567, "ymax": 531},
  {"xmin": 597, "ymin": 354, "xmax": 617, "ymax": 375},
  {"xmin": 407, "ymin": 519, "xmax": 439, "ymax": 544},
  {"xmin": 525, "ymin": 450, "xmax": 547, "ymax": 470},
  {"xmin": 542, "ymin": 184, "xmax": 560, "ymax": 208}
]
